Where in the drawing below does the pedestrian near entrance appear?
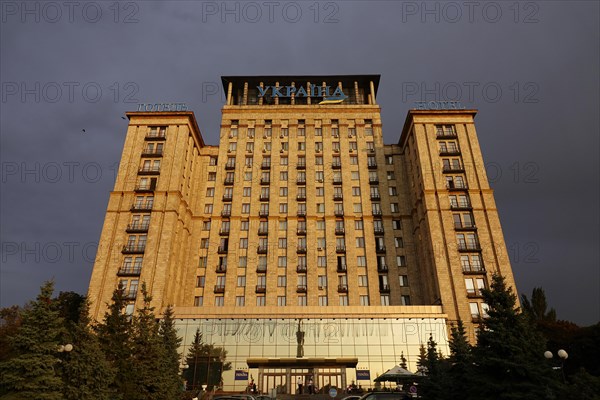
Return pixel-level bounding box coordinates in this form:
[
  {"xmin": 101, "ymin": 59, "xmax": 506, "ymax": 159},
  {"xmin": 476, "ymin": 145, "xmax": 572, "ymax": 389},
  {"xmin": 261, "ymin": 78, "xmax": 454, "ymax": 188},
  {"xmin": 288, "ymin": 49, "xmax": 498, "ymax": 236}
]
[
  {"xmin": 297, "ymin": 376, "xmax": 303, "ymax": 394},
  {"xmin": 308, "ymin": 378, "xmax": 314, "ymax": 394}
]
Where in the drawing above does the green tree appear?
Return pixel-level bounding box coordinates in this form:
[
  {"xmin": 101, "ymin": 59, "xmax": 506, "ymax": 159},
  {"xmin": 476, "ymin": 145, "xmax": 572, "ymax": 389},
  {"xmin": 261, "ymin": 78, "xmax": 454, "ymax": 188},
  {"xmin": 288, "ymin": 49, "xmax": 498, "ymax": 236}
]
[
  {"xmin": 418, "ymin": 335, "xmax": 450, "ymax": 400},
  {"xmin": 0, "ymin": 281, "xmax": 65, "ymax": 400},
  {"xmin": 95, "ymin": 285, "xmax": 134, "ymax": 399},
  {"xmin": 471, "ymin": 274, "xmax": 560, "ymax": 400},
  {"xmin": 183, "ymin": 328, "xmax": 232, "ymax": 391},
  {"xmin": 158, "ymin": 305, "xmax": 183, "ymax": 398},
  {"xmin": 521, "ymin": 287, "xmax": 557, "ymax": 322},
  {"xmin": 399, "ymin": 351, "xmax": 408, "ymax": 370},
  {"xmin": 445, "ymin": 320, "xmax": 474, "ymax": 399},
  {"xmin": 61, "ymin": 300, "xmax": 115, "ymax": 400},
  {"xmin": 0, "ymin": 306, "xmax": 23, "ymax": 363}
]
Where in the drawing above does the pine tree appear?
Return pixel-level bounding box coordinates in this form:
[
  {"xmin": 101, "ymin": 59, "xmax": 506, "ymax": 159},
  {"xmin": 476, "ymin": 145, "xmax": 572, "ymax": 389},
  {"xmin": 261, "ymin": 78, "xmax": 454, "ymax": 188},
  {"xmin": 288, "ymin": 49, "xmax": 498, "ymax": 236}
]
[
  {"xmin": 471, "ymin": 274, "xmax": 562, "ymax": 400},
  {"xmin": 158, "ymin": 305, "xmax": 183, "ymax": 399},
  {"xmin": 128, "ymin": 283, "xmax": 169, "ymax": 400},
  {"xmin": 521, "ymin": 287, "xmax": 557, "ymax": 322},
  {"xmin": 95, "ymin": 285, "xmax": 134, "ymax": 399},
  {"xmin": 0, "ymin": 281, "xmax": 65, "ymax": 400},
  {"xmin": 418, "ymin": 335, "xmax": 450, "ymax": 400},
  {"xmin": 61, "ymin": 300, "xmax": 115, "ymax": 400},
  {"xmin": 183, "ymin": 328, "xmax": 232, "ymax": 391},
  {"xmin": 446, "ymin": 320, "xmax": 474, "ymax": 399},
  {"xmin": 399, "ymin": 351, "xmax": 408, "ymax": 370}
]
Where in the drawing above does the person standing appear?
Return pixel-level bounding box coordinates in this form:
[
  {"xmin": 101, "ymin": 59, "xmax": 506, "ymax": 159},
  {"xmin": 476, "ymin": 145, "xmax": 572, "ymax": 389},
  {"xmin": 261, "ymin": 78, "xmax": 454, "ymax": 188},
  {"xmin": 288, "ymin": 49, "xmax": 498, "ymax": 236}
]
[
  {"xmin": 297, "ymin": 376, "xmax": 303, "ymax": 394},
  {"xmin": 308, "ymin": 378, "xmax": 314, "ymax": 394}
]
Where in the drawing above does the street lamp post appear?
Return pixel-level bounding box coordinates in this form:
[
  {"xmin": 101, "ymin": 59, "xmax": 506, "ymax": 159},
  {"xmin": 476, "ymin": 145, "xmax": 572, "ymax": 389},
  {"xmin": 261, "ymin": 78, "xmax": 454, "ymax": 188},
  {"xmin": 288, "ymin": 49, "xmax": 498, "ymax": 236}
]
[{"xmin": 544, "ymin": 349, "xmax": 568, "ymax": 383}]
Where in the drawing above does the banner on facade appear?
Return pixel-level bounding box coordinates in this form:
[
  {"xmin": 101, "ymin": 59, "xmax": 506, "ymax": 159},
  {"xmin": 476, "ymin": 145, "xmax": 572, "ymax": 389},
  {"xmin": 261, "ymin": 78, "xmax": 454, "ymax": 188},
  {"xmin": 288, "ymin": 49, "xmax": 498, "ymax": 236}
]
[
  {"xmin": 235, "ymin": 370, "xmax": 249, "ymax": 380},
  {"xmin": 356, "ymin": 370, "xmax": 371, "ymax": 380}
]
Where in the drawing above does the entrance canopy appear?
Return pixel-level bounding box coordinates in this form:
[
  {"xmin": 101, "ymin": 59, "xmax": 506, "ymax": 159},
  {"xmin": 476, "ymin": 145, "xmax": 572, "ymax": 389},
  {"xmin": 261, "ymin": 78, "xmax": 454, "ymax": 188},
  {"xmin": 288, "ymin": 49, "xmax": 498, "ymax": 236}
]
[{"xmin": 247, "ymin": 358, "xmax": 358, "ymax": 368}]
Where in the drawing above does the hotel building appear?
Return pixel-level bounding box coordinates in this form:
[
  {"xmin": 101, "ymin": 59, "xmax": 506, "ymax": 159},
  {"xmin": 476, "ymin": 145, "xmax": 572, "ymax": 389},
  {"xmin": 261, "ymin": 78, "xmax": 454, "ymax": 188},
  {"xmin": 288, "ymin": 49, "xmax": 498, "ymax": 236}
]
[{"xmin": 87, "ymin": 75, "xmax": 517, "ymax": 393}]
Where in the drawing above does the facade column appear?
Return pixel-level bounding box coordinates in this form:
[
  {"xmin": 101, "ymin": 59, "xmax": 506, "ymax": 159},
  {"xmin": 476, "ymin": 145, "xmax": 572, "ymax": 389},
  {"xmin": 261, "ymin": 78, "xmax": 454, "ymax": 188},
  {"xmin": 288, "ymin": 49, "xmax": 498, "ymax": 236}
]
[
  {"xmin": 259, "ymin": 82, "xmax": 264, "ymax": 106},
  {"xmin": 307, "ymin": 82, "xmax": 311, "ymax": 105},
  {"xmin": 275, "ymin": 82, "xmax": 279, "ymax": 105},
  {"xmin": 354, "ymin": 81, "xmax": 359, "ymax": 104},
  {"xmin": 370, "ymin": 80, "xmax": 376, "ymax": 105},
  {"xmin": 291, "ymin": 82, "xmax": 295, "ymax": 105},
  {"xmin": 227, "ymin": 82, "xmax": 233, "ymax": 105},
  {"xmin": 243, "ymin": 82, "xmax": 248, "ymax": 105}
]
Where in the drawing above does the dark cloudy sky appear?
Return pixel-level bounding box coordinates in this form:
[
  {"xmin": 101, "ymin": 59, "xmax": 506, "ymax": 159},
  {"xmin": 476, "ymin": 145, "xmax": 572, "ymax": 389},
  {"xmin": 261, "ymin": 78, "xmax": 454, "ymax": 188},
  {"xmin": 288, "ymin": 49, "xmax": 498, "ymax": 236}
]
[{"xmin": 1, "ymin": 1, "xmax": 598, "ymax": 325}]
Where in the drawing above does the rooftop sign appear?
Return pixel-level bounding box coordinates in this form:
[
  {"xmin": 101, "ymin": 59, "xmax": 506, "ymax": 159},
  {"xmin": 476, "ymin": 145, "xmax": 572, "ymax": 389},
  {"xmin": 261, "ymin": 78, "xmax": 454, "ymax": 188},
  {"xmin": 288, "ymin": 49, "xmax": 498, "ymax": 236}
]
[{"xmin": 257, "ymin": 84, "xmax": 347, "ymax": 104}]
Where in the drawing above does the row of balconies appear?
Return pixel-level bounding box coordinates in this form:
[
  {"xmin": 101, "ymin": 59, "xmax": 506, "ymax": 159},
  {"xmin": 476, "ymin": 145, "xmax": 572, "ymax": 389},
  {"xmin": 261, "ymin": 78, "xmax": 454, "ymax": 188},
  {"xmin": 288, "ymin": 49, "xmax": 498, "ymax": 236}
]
[{"xmin": 209, "ymin": 284, "xmax": 393, "ymax": 294}]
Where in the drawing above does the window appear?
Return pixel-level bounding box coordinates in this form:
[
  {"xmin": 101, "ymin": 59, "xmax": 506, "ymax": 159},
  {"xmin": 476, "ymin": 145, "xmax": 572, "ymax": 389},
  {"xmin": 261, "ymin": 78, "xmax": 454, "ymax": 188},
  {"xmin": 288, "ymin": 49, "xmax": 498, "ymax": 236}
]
[
  {"xmin": 386, "ymin": 155, "xmax": 394, "ymax": 165},
  {"xmin": 200, "ymin": 238, "xmax": 210, "ymax": 249},
  {"xmin": 277, "ymin": 296, "xmax": 286, "ymax": 306},
  {"xmin": 348, "ymin": 127, "xmax": 356, "ymax": 137},
  {"xmin": 196, "ymin": 276, "xmax": 205, "ymax": 288},
  {"xmin": 352, "ymin": 187, "xmax": 361, "ymax": 196},
  {"xmin": 280, "ymin": 156, "xmax": 288, "ymax": 166},
  {"xmin": 355, "ymin": 220, "xmax": 364, "ymax": 230},
  {"xmin": 315, "ymin": 156, "xmax": 323, "ymax": 165},
  {"xmin": 339, "ymin": 295, "xmax": 349, "ymax": 306},
  {"xmin": 298, "ymin": 296, "xmax": 307, "ymax": 306},
  {"xmin": 390, "ymin": 203, "xmax": 399, "ymax": 213},
  {"xmin": 315, "ymin": 128, "xmax": 322, "ymax": 136},
  {"xmin": 389, "ymin": 187, "xmax": 398, "ymax": 196},
  {"xmin": 280, "ymin": 171, "xmax": 288, "ymax": 181},
  {"xmin": 318, "ymin": 296, "xmax": 328, "ymax": 306},
  {"xmin": 316, "ymin": 220, "xmax": 325, "ymax": 230},
  {"xmin": 470, "ymin": 302, "xmax": 480, "ymax": 318},
  {"xmin": 360, "ymin": 295, "xmax": 370, "ymax": 306},
  {"xmin": 380, "ymin": 295, "xmax": 390, "ymax": 306},
  {"xmin": 353, "ymin": 203, "xmax": 362, "ymax": 213},
  {"xmin": 315, "ymin": 171, "xmax": 324, "ymax": 182},
  {"xmin": 358, "ymin": 275, "xmax": 368, "ymax": 286},
  {"xmin": 315, "ymin": 142, "xmax": 323, "ymax": 152},
  {"xmin": 316, "ymin": 203, "xmax": 325, "ymax": 213},
  {"xmin": 298, "ymin": 127, "xmax": 305, "ymax": 137},
  {"xmin": 215, "ymin": 296, "xmax": 224, "ymax": 306},
  {"xmin": 387, "ymin": 171, "xmax": 396, "ymax": 180},
  {"xmin": 399, "ymin": 275, "xmax": 409, "ymax": 287},
  {"xmin": 194, "ymin": 296, "xmax": 203, "ymax": 306},
  {"xmin": 247, "ymin": 128, "xmax": 255, "ymax": 138},
  {"xmin": 202, "ymin": 221, "xmax": 211, "ymax": 230},
  {"xmin": 206, "ymin": 188, "xmax": 214, "ymax": 197},
  {"xmin": 318, "ymin": 275, "xmax": 327, "ymax": 288},
  {"xmin": 397, "ymin": 256, "xmax": 406, "ymax": 267},
  {"xmin": 392, "ymin": 220, "xmax": 402, "ymax": 230},
  {"xmin": 277, "ymin": 275, "xmax": 287, "ymax": 287},
  {"xmin": 204, "ymin": 204, "xmax": 213, "ymax": 214},
  {"xmin": 395, "ymin": 237, "xmax": 404, "ymax": 248},
  {"xmin": 256, "ymin": 296, "xmax": 266, "ymax": 306},
  {"xmin": 279, "ymin": 187, "xmax": 288, "ymax": 197},
  {"xmin": 239, "ymin": 256, "xmax": 247, "ymax": 267},
  {"xmin": 356, "ymin": 237, "xmax": 365, "ymax": 248},
  {"xmin": 350, "ymin": 156, "xmax": 358, "ymax": 165},
  {"xmin": 279, "ymin": 203, "xmax": 288, "ymax": 213},
  {"xmin": 317, "ymin": 256, "xmax": 327, "ymax": 267},
  {"xmin": 240, "ymin": 220, "xmax": 249, "ymax": 231},
  {"xmin": 228, "ymin": 142, "xmax": 237, "ymax": 152},
  {"xmin": 243, "ymin": 187, "xmax": 252, "ymax": 197},
  {"xmin": 237, "ymin": 276, "xmax": 246, "ymax": 287},
  {"xmin": 239, "ymin": 238, "xmax": 248, "ymax": 249},
  {"xmin": 316, "ymin": 187, "xmax": 324, "ymax": 196},
  {"xmin": 235, "ymin": 296, "xmax": 245, "ymax": 306},
  {"xmin": 401, "ymin": 295, "xmax": 411, "ymax": 305},
  {"xmin": 209, "ymin": 156, "xmax": 218, "ymax": 166},
  {"xmin": 242, "ymin": 203, "xmax": 250, "ymax": 214},
  {"xmin": 349, "ymin": 142, "xmax": 357, "ymax": 150},
  {"xmin": 278, "ymin": 238, "xmax": 287, "ymax": 249},
  {"xmin": 198, "ymin": 257, "xmax": 207, "ymax": 268},
  {"xmin": 278, "ymin": 256, "xmax": 287, "ymax": 267},
  {"xmin": 245, "ymin": 156, "xmax": 253, "ymax": 167},
  {"xmin": 246, "ymin": 142, "xmax": 255, "ymax": 152},
  {"xmin": 357, "ymin": 256, "xmax": 366, "ymax": 267},
  {"xmin": 279, "ymin": 220, "xmax": 287, "ymax": 230},
  {"xmin": 351, "ymin": 171, "xmax": 360, "ymax": 181},
  {"xmin": 298, "ymin": 142, "xmax": 306, "ymax": 151}
]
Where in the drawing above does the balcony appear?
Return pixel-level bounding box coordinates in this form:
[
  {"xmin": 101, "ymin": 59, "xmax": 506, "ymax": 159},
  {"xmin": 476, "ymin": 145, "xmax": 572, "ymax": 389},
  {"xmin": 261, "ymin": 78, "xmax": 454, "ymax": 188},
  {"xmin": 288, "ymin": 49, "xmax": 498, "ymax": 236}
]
[
  {"xmin": 463, "ymin": 265, "xmax": 486, "ymax": 274},
  {"xmin": 258, "ymin": 228, "xmax": 269, "ymax": 236},
  {"xmin": 255, "ymin": 285, "xmax": 266, "ymax": 294},
  {"xmin": 467, "ymin": 289, "xmax": 484, "ymax": 298},
  {"xmin": 145, "ymin": 132, "xmax": 166, "ymax": 140},
  {"xmin": 297, "ymin": 265, "xmax": 307, "ymax": 273},
  {"xmin": 471, "ymin": 314, "xmax": 482, "ymax": 323},
  {"xmin": 296, "ymin": 178, "xmax": 306, "ymax": 185},
  {"xmin": 451, "ymin": 202, "xmax": 472, "ymax": 210},
  {"xmin": 370, "ymin": 193, "xmax": 381, "ymax": 201},
  {"xmin": 333, "ymin": 193, "xmax": 343, "ymax": 201},
  {"xmin": 138, "ymin": 166, "xmax": 160, "ymax": 175},
  {"xmin": 336, "ymin": 246, "xmax": 346, "ymax": 253},
  {"xmin": 296, "ymin": 285, "xmax": 307, "ymax": 293},
  {"xmin": 221, "ymin": 210, "xmax": 231, "ymax": 217},
  {"xmin": 122, "ymin": 290, "xmax": 138, "ymax": 300},
  {"xmin": 379, "ymin": 284, "xmax": 390, "ymax": 293},
  {"xmin": 224, "ymin": 178, "xmax": 234, "ymax": 186},
  {"xmin": 141, "ymin": 149, "xmax": 163, "ymax": 157},
  {"xmin": 261, "ymin": 162, "xmax": 271, "ymax": 170},
  {"xmin": 335, "ymin": 228, "xmax": 345, "ymax": 235},
  {"xmin": 219, "ymin": 229, "xmax": 230, "ymax": 236},
  {"xmin": 258, "ymin": 210, "xmax": 269, "ymax": 217},
  {"xmin": 337, "ymin": 285, "xmax": 348, "ymax": 293},
  {"xmin": 454, "ymin": 222, "xmax": 477, "ymax": 231},
  {"xmin": 117, "ymin": 267, "xmax": 142, "ymax": 276},
  {"xmin": 257, "ymin": 246, "xmax": 268, "ymax": 254},
  {"xmin": 333, "ymin": 178, "xmax": 343, "ymax": 185},
  {"xmin": 334, "ymin": 210, "xmax": 344, "ymax": 217},
  {"xmin": 372, "ymin": 209, "xmax": 382, "ymax": 217},
  {"xmin": 296, "ymin": 228, "xmax": 307, "ymax": 236},
  {"xmin": 376, "ymin": 245, "xmax": 386, "ymax": 254},
  {"xmin": 217, "ymin": 246, "xmax": 228, "ymax": 254},
  {"xmin": 443, "ymin": 165, "xmax": 465, "ymax": 173},
  {"xmin": 439, "ymin": 148, "xmax": 461, "ymax": 156},
  {"xmin": 332, "ymin": 161, "xmax": 341, "ymax": 169},
  {"xmin": 296, "ymin": 163, "xmax": 306, "ymax": 170},
  {"xmin": 297, "ymin": 247, "xmax": 307, "ymax": 254},
  {"xmin": 336, "ymin": 264, "xmax": 347, "ymax": 273},
  {"xmin": 256, "ymin": 266, "xmax": 267, "ymax": 273},
  {"xmin": 259, "ymin": 194, "xmax": 270, "ymax": 201},
  {"xmin": 126, "ymin": 222, "xmax": 149, "ymax": 233},
  {"xmin": 446, "ymin": 183, "xmax": 468, "ymax": 191},
  {"xmin": 368, "ymin": 162, "xmax": 378, "ymax": 169},
  {"xmin": 377, "ymin": 264, "xmax": 389, "ymax": 273},
  {"xmin": 458, "ymin": 242, "xmax": 482, "ymax": 252},
  {"xmin": 215, "ymin": 265, "xmax": 227, "ymax": 273},
  {"xmin": 296, "ymin": 194, "xmax": 306, "ymax": 201},
  {"xmin": 260, "ymin": 178, "xmax": 270, "ymax": 185},
  {"xmin": 214, "ymin": 285, "xmax": 225, "ymax": 294},
  {"xmin": 134, "ymin": 184, "xmax": 155, "ymax": 193},
  {"xmin": 436, "ymin": 131, "xmax": 457, "ymax": 139},
  {"xmin": 122, "ymin": 244, "xmax": 145, "ymax": 254},
  {"xmin": 369, "ymin": 177, "xmax": 379, "ymax": 184},
  {"xmin": 225, "ymin": 162, "xmax": 236, "ymax": 170},
  {"xmin": 374, "ymin": 227, "xmax": 384, "ymax": 235},
  {"xmin": 222, "ymin": 194, "xmax": 233, "ymax": 202},
  {"xmin": 130, "ymin": 202, "xmax": 153, "ymax": 212},
  {"xmin": 297, "ymin": 210, "xmax": 307, "ymax": 217}
]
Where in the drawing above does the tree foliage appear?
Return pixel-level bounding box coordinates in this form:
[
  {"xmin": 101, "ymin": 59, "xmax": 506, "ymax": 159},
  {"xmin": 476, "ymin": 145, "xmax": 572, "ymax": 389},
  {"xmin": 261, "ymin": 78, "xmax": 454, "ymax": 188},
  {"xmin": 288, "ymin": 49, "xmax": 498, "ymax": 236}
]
[{"xmin": 183, "ymin": 328, "xmax": 232, "ymax": 391}]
